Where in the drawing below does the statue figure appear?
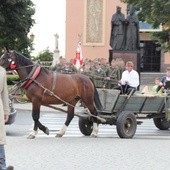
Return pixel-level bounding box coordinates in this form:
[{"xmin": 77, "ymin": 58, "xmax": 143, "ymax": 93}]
[
  {"xmin": 54, "ymin": 33, "xmax": 59, "ymax": 50},
  {"xmin": 125, "ymin": 5, "xmax": 140, "ymax": 50},
  {"xmin": 110, "ymin": 6, "xmax": 125, "ymax": 50}
]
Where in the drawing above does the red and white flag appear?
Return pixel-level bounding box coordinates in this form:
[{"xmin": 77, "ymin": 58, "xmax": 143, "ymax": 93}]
[{"xmin": 73, "ymin": 41, "xmax": 84, "ymax": 70}]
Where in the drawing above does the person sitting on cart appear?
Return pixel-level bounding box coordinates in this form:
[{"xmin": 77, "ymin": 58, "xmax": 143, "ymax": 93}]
[
  {"xmin": 152, "ymin": 77, "xmax": 163, "ymax": 94},
  {"xmin": 118, "ymin": 61, "xmax": 139, "ymax": 94},
  {"xmin": 157, "ymin": 67, "xmax": 170, "ymax": 93}
]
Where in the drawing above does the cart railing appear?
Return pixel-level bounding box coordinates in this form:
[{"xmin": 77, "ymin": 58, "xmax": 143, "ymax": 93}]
[{"xmin": 97, "ymin": 88, "xmax": 170, "ymax": 115}]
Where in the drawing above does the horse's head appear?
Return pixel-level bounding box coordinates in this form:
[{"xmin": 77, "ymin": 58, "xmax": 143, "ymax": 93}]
[{"xmin": 0, "ymin": 49, "xmax": 17, "ymax": 70}]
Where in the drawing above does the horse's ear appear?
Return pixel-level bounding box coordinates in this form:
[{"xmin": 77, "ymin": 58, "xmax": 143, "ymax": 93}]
[{"xmin": 3, "ymin": 46, "xmax": 10, "ymax": 53}]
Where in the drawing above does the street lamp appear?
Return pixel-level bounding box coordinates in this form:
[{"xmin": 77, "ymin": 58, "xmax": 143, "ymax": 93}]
[{"xmin": 29, "ymin": 33, "xmax": 35, "ymax": 42}]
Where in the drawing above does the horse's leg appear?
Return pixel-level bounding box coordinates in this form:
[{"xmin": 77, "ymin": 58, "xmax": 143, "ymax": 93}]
[
  {"xmin": 90, "ymin": 108, "xmax": 99, "ymax": 138},
  {"xmin": 28, "ymin": 102, "xmax": 49, "ymax": 139},
  {"xmin": 83, "ymin": 101, "xmax": 99, "ymax": 137},
  {"xmin": 56, "ymin": 102, "xmax": 76, "ymax": 137}
]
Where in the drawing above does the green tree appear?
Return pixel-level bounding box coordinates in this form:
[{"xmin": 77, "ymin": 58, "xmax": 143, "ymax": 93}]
[
  {"xmin": 34, "ymin": 48, "xmax": 54, "ymax": 61},
  {"xmin": 121, "ymin": 0, "xmax": 170, "ymax": 52},
  {"xmin": 0, "ymin": 0, "xmax": 35, "ymax": 56},
  {"xmin": 32, "ymin": 48, "xmax": 54, "ymax": 68}
]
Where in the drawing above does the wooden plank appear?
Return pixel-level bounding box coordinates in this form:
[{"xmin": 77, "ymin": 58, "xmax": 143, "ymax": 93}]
[
  {"xmin": 113, "ymin": 95, "xmax": 146, "ymax": 112},
  {"xmin": 97, "ymin": 89, "xmax": 120, "ymax": 112}
]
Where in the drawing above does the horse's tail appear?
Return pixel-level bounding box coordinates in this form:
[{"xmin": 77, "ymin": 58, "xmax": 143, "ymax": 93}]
[{"xmin": 90, "ymin": 78, "xmax": 103, "ymax": 110}]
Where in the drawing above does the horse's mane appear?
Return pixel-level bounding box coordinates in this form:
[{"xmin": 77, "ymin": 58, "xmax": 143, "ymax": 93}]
[{"xmin": 15, "ymin": 51, "xmax": 48, "ymax": 74}]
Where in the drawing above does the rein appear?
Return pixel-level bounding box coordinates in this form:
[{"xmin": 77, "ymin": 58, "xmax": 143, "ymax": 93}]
[{"xmin": 15, "ymin": 64, "xmax": 35, "ymax": 70}]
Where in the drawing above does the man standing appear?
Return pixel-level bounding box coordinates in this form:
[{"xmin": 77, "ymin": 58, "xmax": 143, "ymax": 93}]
[
  {"xmin": 110, "ymin": 6, "xmax": 125, "ymax": 50},
  {"xmin": 0, "ymin": 66, "xmax": 13, "ymax": 170},
  {"xmin": 119, "ymin": 61, "xmax": 139, "ymax": 94}
]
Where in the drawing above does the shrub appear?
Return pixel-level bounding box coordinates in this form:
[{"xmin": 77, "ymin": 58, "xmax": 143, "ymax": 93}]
[{"xmin": 7, "ymin": 75, "xmax": 20, "ymax": 85}]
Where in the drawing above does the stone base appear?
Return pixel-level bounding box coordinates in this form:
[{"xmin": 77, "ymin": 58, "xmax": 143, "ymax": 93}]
[
  {"xmin": 52, "ymin": 49, "xmax": 60, "ymax": 67},
  {"xmin": 109, "ymin": 49, "xmax": 140, "ymax": 73}
]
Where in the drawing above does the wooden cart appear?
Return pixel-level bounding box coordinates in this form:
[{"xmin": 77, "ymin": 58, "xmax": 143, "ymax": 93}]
[{"xmin": 78, "ymin": 89, "xmax": 170, "ymax": 138}]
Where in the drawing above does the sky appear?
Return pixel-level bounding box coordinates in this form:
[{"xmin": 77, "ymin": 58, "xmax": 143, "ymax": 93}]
[{"xmin": 30, "ymin": 0, "xmax": 66, "ymax": 56}]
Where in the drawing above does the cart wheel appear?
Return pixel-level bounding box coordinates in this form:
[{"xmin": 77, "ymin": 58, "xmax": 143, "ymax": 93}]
[
  {"xmin": 153, "ymin": 118, "xmax": 170, "ymax": 130},
  {"xmin": 116, "ymin": 111, "xmax": 137, "ymax": 138},
  {"xmin": 79, "ymin": 117, "xmax": 93, "ymax": 136}
]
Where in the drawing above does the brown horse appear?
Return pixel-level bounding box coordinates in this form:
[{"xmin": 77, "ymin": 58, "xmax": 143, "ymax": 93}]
[{"xmin": 0, "ymin": 50, "xmax": 103, "ymax": 139}]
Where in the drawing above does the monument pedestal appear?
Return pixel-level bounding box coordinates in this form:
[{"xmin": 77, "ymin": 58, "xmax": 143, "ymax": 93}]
[
  {"xmin": 52, "ymin": 49, "xmax": 60, "ymax": 67},
  {"xmin": 109, "ymin": 49, "xmax": 140, "ymax": 73}
]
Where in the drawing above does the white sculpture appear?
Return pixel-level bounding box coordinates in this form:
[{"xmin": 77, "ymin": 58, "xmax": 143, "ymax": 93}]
[
  {"xmin": 52, "ymin": 33, "xmax": 60, "ymax": 67},
  {"xmin": 54, "ymin": 33, "xmax": 59, "ymax": 50}
]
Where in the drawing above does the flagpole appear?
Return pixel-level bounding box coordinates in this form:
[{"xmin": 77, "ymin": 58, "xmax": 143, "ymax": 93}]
[
  {"xmin": 73, "ymin": 34, "xmax": 84, "ymax": 73},
  {"xmin": 78, "ymin": 33, "xmax": 82, "ymax": 42},
  {"xmin": 78, "ymin": 34, "xmax": 83, "ymax": 73}
]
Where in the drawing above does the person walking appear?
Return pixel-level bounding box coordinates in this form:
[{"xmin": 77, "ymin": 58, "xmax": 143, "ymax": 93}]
[{"xmin": 0, "ymin": 66, "xmax": 13, "ymax": 170}]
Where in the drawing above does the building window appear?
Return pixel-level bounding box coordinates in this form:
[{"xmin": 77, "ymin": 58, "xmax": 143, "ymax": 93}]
[{"xmin": 140, "ymin": 41, "xmax": 161, "ymax": 72}]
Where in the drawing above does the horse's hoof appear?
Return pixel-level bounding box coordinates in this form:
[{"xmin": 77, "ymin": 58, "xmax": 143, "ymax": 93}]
[
  {"xmin": 91, "ymin": 134, "xmax": 97, "ymax": 138},
  {"xmin": 55, "ymin": 133, "xmax": 63, "ymax": 137},
  {"xmin": 27, "ymin": 135, "xmax": 36, "ymax": 139},
  {"xmin": 45, "ymin": 127, "xmax": 50, "ymax": 135}
]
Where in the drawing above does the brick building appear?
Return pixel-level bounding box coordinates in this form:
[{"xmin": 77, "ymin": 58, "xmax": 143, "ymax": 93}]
[{"xmin": 65, "ymin": 0, "xmax": 170, "ymax": 72}]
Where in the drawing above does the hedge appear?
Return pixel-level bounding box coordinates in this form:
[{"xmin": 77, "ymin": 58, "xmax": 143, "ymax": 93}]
[{"xmin": 7, "ymin": 75, "xmax": 20, "ymax": 85}]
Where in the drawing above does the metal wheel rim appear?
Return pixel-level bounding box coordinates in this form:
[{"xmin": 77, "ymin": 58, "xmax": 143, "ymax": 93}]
[{"xmin": 123, "ymin": 118, "xmax": 134, "ymax": 134}]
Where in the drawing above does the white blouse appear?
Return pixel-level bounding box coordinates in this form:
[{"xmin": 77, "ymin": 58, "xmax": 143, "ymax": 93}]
[{"xmin": 120, "ymin": 69, "xmax": 139, "ymax": 88}]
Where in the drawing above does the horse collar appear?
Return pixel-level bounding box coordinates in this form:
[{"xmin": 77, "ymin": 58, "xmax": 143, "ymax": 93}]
[{"xmin": 24, "ymin": 65, "xmax": 41, "ymax": 89}]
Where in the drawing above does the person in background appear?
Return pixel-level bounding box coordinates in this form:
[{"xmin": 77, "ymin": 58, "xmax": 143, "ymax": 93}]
[
  {"xmin": 0, "ymin": 66, "xmax": 14, "ymax": 170},
  {"xmin": 115, "ymin": 58, "xmax": 125, "ymax": 80},
  {"xmin": 118, "ymin": 61, "xmax": 139, "ymax": 94},
  {"xmin": 152, "ymin": 77, "xmax": 163, "ymax": 94},
  {"xmin": 81, "ymin": 63, "xmax": 93, "ymax": 79},
  {"xmin": 157, "ymin": 67, "xmax": 170, "ymax": 93},
  {"xmin": 161, "ymin": 67, "xmax": 170, "ymax": 85},
  {"xmin": 51, "ymin": 57, "xmax": 65, "ymax": 72},
  {"xmin": 93, "ymin": 62, "xmax": 106, "ymax": 88},
  {"xmin": 100, "ymin": 58, "xmax": 110, "ymax": 75},
  {"xmin": 105, "ymin": 59, "xmax": 119, "ymax": 89}
]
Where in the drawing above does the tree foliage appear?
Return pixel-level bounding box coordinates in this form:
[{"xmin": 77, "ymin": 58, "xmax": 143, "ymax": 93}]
[
  {"xmin": 33, "ymin": 48, "xmax": 54, "ymax": 62},
  {"xmin": 121, "ymin": 0, "xmax": 170, "ymax": 52},
  {"xmin": 0, "ymin": 0, "xmax": 35, "ymax": 56}
]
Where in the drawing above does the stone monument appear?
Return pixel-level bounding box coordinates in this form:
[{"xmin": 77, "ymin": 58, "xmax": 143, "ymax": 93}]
[
  {"xmin": 109, "ymin": 5, "xmax": 140, "ymax": 73},
  {"xmin": 52, "ymin": 33, "xmax": 60, "ymax": 67},
  {"xmin": 125, "ymin": 5, "xmax": 140, "ymax": 51},
  {"xmin": 110, "ymin": 6, "xmax": 125, "ymax": 50}
]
